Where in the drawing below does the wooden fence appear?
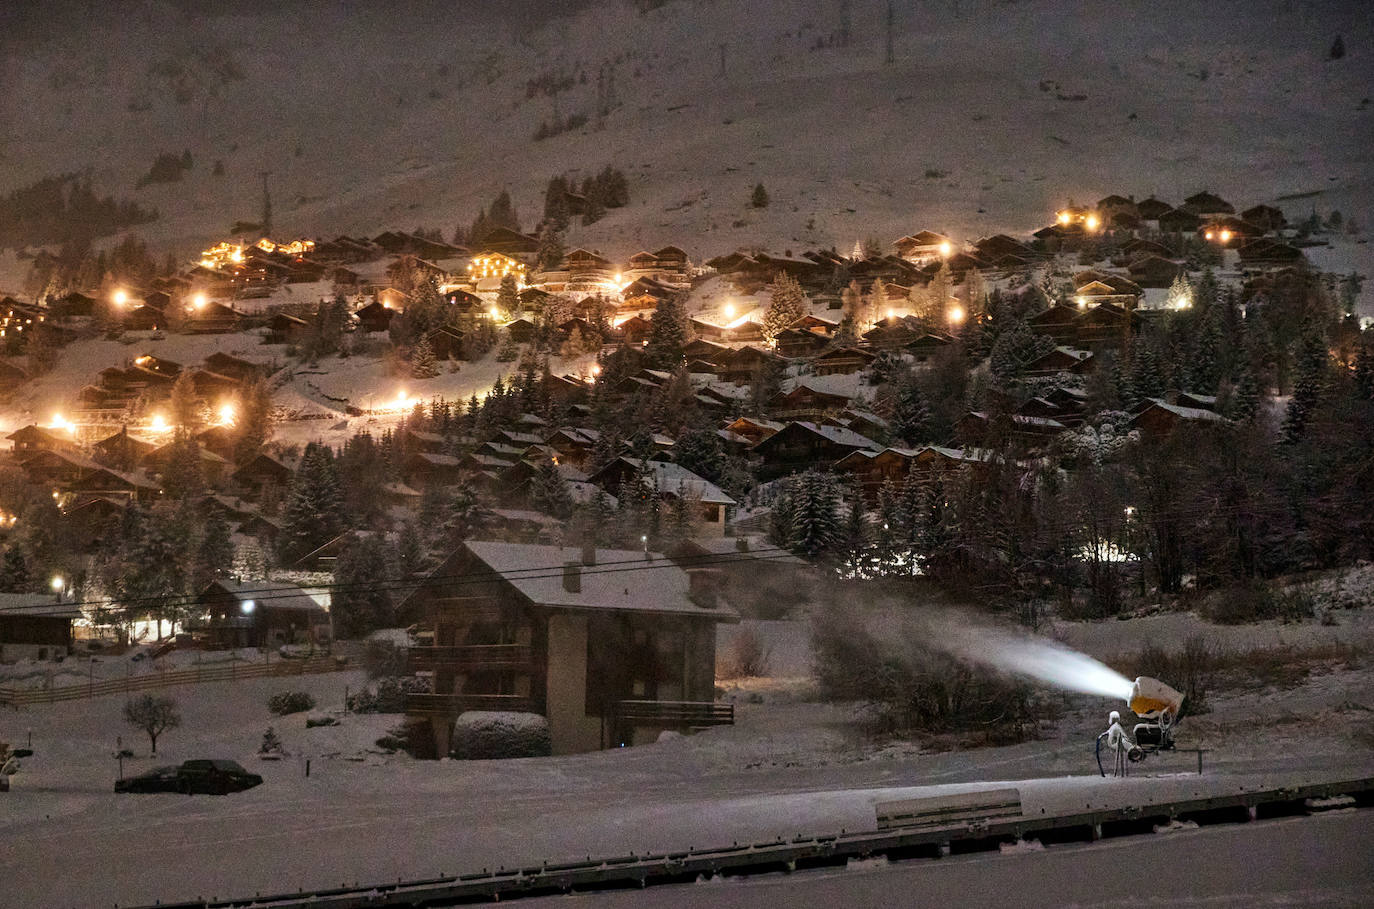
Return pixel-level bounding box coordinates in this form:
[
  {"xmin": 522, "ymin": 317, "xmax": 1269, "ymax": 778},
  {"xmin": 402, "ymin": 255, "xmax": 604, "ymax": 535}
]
[{"xmin": 0, "ymin": 656, "xmax": 346, "ymax": 707}]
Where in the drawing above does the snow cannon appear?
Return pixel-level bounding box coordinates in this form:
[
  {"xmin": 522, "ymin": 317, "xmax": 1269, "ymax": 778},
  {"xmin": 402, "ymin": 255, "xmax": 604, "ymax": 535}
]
[
  {"xmin": 1128, "ymin": 676, "xmax": 1184, "ymax": 721},
  {"xmin": 1125, "ymin": 676, "xmax": 1184, "ymax": 758}
]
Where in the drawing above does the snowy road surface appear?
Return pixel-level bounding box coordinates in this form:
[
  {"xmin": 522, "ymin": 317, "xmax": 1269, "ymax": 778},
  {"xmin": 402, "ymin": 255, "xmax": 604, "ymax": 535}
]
[{"xmin": 531, "ymin": 810, "xmax": 1374, "ymax": 909}]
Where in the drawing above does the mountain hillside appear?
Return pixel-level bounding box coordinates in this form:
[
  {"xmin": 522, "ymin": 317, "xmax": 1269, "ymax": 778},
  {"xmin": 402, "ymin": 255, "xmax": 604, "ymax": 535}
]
[{"xmin": 0, "ymin": 0, "xmax": 1370, "ymax": 282}]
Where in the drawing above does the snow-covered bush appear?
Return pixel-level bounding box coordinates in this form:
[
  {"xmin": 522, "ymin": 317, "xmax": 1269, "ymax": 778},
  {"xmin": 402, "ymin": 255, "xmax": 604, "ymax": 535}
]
[
  {"xmin": 346, "ymin": 675, "xmax": 430, "ymax": 713},
  {"xmin": 267, "ymin": 690, "xmax": 316, "ymax": 716},
  {"xmin": 450, "ymin": 711, "xmax": 551, "ymax": 760}
]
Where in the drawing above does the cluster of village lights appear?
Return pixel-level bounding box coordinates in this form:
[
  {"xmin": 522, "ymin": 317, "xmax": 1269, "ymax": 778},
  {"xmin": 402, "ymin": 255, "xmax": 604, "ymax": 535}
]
[
  {"xmin": 1203, "ymin": 227, "xmax": 1233, "ymax": 244},
  {"xmin": 1057, "ymin": 210, "xmax": 1100, "ymax": 231}
]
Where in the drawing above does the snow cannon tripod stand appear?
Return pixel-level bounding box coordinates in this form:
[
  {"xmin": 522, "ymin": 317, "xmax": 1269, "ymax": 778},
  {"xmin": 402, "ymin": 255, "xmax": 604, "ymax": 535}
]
[{"xmin": 1096, "ymin": 677, "xmax": 1185, "ymax": 777}]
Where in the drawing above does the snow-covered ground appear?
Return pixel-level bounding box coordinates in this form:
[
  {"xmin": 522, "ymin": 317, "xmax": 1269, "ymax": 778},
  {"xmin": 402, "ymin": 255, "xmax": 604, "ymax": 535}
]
[{"xmin": 2, "ymin": 597, "xmax": 1371, "ymax": 908}]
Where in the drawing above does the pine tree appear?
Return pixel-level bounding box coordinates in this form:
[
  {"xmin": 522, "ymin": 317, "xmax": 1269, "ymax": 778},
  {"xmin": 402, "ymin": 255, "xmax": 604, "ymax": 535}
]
[
  {"xmin": 396, "ymin": 521, "xmax": 424, "ymax": 576},
  {"xmin": 785, "ymin": 470, "xmax": 842, "ymax": 560},
  {"xmin": 537, "ymin": 223, "xmax": 565, "ymax": 271},
  {"xmin": 543, "ymin": 175, "xmax": 570, "ymax": 229},
  {"xmin": 1281, "ymin": 329, "xmax": 1328, "ymax": 443},
  {"xmin": 751, "ymin": 183, "xmax": 769, "ymax": 208},
  {"xmin": 411, "ymin": 335, "xmax": 439, "ymax": 378},
  {"xmin": 192, "ymin": 509, "xmax": 233, "ymax": 591},
  {"xmin": 489, "ymin": 190, "xmax": 520, "ymax": 232},
  {"xmin": 169, "ymin": 371, "xmax": 199, "ymax": 430},
  {"xmin": 1187, "ymin": 305, "xmax": 1224, "ymax": 392},
  {"xmin": 161, "ymin": 433, "xmax": 206, "ymax": 501},
  {"xmin": 278, "ymin": 443, "xmax": 344, "ymax": 562},
  {"xmin": 0, "ymin": 546, "xmax": 31, "ymax": 593},
  {"xmin": 331, "ymin": 535, "xmax": 393, "ymax": 638},
  {"xmin": 1354, "ymin": 344, "xmax": 1374, "ymax": 401},
  {"xmin": 496, "ymin": 273, "xmax": 520, "ymax": 320},
  {"xmin": 1231, "ymin": 363, "xmax": 1261, "ymax": 422},
  {"xmin": 646, "ymin": 294, "xmax": 691, "ymax": 369},
  {"xmin": 762, "ymin": 273, "xmax": 809, "ymax": 343},
  {"xmin": 891, "ymin": 376, "xmax": 931, "ymax": 446},
  {"xmin": 581, "ymin": 177, "xmax": 606, "ymax": 226},
  {"xmin": 530, "ymin": 459, "xmax": 574, "ymax": 519},
  {"xmin": 233, "ymin": 379, "xmax": 273, "ymax": 465}
]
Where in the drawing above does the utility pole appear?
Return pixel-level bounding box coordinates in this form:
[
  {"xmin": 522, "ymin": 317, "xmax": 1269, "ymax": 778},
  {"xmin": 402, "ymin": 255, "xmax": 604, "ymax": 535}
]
[
  {"xmin": 718, "ymin": 43, "xmax": 727, "ymax": 76},
  {"xmin": 885, "ymin": 1, "xmax": 894, "ymax": 64},
  {"xmin": 839, "ymin": 0, "xmax": 851, "ymax": 47}
]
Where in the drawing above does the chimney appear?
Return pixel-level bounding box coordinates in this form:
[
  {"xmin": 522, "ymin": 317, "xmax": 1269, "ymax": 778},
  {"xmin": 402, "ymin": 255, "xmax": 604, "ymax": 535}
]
[
  {"xmin": 580, "ymin": 543, "xmax": 597, "ymax": 566},
  {"xmin": 562, "ymin": 561, "xmax": 582, "ymax": 594},
  {"xmin": 687, "ymin": 568, "xmax": 724, "ymax": 608}
]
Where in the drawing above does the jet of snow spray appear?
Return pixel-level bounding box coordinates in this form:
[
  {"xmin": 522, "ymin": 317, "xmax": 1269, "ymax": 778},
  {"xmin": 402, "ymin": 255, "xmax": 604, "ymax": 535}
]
[{"xmin": 932, "ymin": 619, "xmax": 1135, "ymax": 701}]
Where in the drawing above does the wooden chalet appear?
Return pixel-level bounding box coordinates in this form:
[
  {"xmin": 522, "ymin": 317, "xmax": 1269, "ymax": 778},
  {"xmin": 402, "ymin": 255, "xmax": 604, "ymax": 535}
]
[
  {"xmin": 1157, "ymin": 208, "xmax": 1202, "ymax": 234},
  {"xmin": 1028, "ymin": 304, "xmax": 1082, "ymax": 346},
  {"xmin": 1074, "ymin": 303, "xmax": 1140, "ymax": 347},
  {"xmin": 198, "ymin": 579, "xmax": 329, "ymax": 649},
  {"xmin": 1128, "ymin": 399, "xmax": 1226, "ymax": 439},
  {"xmin": 1237, "ymin": 239, "xmax": 1306, "ymax": 269},
  {"xmin": 812, "ymin": 346, "xmax": 876, "ymax": 376},
  {"xmin": 774, "ymin": 327, "xmax": 827, "ymax": 359},
  {"xmin": 267, "ymin": 312, "xmax": 310, "ymax": 344},
  {"xmin": 1240, "ymin": 204, "xmax": 1287, "ymax": 233},
  {"xmin": 7, "ymin": 424, "xmax": 80, "ymax": 456},
  {"xmin": 721, "ymin": 416, "xmax": 783, "ymax": 446},
  {"xmin": 474, "ymin": 227, "xmax": 540, "ymax": 257},
  {"xmin": 1074, "ymin": 279, "xmax": 1141, "ymax": 310},
  {"xmin": 893, "ymin": 231, "xmax": 953, "ymax": 263},
  {"xmin": 624, "ymin": 246, "xmax": 690, "ymax": 285},
  {"xmin": 63, "ymin": 496, "xmax": 127, "ymax": 551},
  {"xmin": 905, "ymin": 333, "xmax": 954, "ymax": 364},
  {"xmin": 1135, "ymin": 197, "xmax": 1173, "ymax": 222},
  {"xmin": 123, "ymin": 303, "xmax": 166, "ymax": 331},
  {"xmin": 1023, "ymin": 346, "xmax": 1095, "ymax": 376},
  {"xmin": 405, "ymin": 541, "xmax": 737, "ymax": 757},
  {"xmin": 767, "ymin": 380, "xmax": 854, "ymax": 417},
  {"xmin": 0, "ymin": 594, "xmax": 81, "ymax": 661},
  {"xmin": 862, "ymin": 316, "xmax": 923, "ymax": 349},
  {"xmin": 834, "ymin": 447, "xmax": 920, "ymax": 498},
  {"xmin": 203, "ymin": 352, "xmax": 266, "ymax": 384},
  {"xmin": 91, "ymin": 428, "xmax": 157, "ymax": 468},
  {"xmin": 230, "ymin": 452, "xmax": 294, "ymax": 495},
  {"xmin": 1180, "ymin": 191, "xmax": 1234, "ymax": 217},
  {"xmin": 428, "ymin": 325, "xmax": 467, "ymax": 360},
  {"xmin": 183, "ymin": 301, "xmax": 242, "ymax": 334},
  {"xmin": 355, "ymin": 300, "xmax": 396, "ymax": 333},
  {"xmin": 714, "ymin": 345, "xmax": 779, "ymax": 386},
  {"xmin": 750, "ymin": 421, "xmax": 876, "ymax": 477},
  {"xmin": 1128, "ymin": 255, "xmax": 1185, "ymax": 288}
]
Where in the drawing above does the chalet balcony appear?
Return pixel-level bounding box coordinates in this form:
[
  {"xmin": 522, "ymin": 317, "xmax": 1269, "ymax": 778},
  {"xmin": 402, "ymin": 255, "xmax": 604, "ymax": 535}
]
[
  {"xmin": 406, "ymin": 644, "xmax": 534, "ymax": 673},
  {"xmin": 613, "ymin": 699, "xmax": 735, "ymax": 729},
  {"xmin": 405, "ymin": 693, "xmax": 539, "ymax": 717}
]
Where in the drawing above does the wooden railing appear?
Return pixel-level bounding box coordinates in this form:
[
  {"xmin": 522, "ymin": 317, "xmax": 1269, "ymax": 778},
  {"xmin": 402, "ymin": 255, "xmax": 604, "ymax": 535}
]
[
  {"xmin": 614, "ymin": 699, "xmax": 734, "ymax": 728},
  {"xmin": 0, "ymin": 656, "xmax": 345, "ymax": 707},
  {"xmin": 404, "ymin": 693, "xmax": 538, "ymax": 716},
  {"xmin": 407, "ymin": 644, "xmax": 533, "ymax": 672}
]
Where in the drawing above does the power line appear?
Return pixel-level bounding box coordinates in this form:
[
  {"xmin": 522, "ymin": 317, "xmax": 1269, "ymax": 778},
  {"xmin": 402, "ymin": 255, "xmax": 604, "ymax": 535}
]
[{"xmin": 0, "ymin": 546, "xmax": 804, "ymax": 615}]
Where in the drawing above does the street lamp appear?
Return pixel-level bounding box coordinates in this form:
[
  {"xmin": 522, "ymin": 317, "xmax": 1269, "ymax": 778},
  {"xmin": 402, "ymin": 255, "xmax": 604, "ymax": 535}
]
[{"xmin": 241, "ymin": 599, "xmax": 256, "ymax": 615}]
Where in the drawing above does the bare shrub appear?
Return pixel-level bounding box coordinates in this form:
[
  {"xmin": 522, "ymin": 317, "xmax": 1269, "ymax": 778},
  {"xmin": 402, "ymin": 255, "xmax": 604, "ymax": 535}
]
[
  {"xmin": 1203, "ymin": 580, "xmax": 1316, "ymax": 624},
  {"xmin": 1129, "ymin": 635, "xmax": 1219, "ymax": 716},
  {"xmin": 718, "ymin": 626, "xmax": 772, "ymax": 678},
  {"xmin": 810, "ymin": 609, "xmax": 1039, "ymax": 739}
]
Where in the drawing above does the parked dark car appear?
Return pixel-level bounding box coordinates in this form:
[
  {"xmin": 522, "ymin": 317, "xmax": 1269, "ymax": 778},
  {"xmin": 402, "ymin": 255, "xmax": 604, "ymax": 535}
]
[{"xmin": 115, "ymin": 760, "xmax": 263, "ymax": 795}]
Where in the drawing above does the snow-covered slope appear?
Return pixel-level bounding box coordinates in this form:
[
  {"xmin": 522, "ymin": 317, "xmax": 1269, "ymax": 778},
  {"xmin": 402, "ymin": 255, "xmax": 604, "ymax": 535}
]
[{"xmin": 1, "ymin": 0, "xmax": 1370, "ymax": 279}]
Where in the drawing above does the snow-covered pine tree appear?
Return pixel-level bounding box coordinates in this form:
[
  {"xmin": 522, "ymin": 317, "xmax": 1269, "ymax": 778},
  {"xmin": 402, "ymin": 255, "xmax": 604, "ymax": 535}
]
[
  {"xmin": 331, "ymin": 534, "xmax": 393, "ymax": 638},
  {"xmin": 496, "ymin": 273, "xmax": 520, "ymax": 321},
  {"xmin": 762, "ymin": 272, "xmax": 809, "ymax": 343},
  {"xmin": 1354, "ymin": 343, "xmax": 1374, "ymax": 401},
  {"xmin": 0, "ymin": 546, "xmax": 30, "ymax": 593},
  {"xmin": 751, "ymin": 183, "xmax": 769, "ymax": 208},
  {"xmin": 161, "ymin": 432, "xmax": 206, "ymax": 501},
  {"xmin": 1230, "ymin": 363, "xmax": 1261, "ymax": 422},
  {"xmin": 278, "ymin": 443, "xmax": 345, "ymax": 562},
  {"xmin": 1187, "ymin": 305, "xmax": 1225, "ymax": 393},
  {"xmin": 537, "ymin": 222, "xmax": 565, "ymax": 271},
  {"xmin": 411, "ymin": 335, "xmax": 439, "ymax": 378},
  {"xmin": 646, "ymin": 293, "xmax": 691, "ymax": 369}
]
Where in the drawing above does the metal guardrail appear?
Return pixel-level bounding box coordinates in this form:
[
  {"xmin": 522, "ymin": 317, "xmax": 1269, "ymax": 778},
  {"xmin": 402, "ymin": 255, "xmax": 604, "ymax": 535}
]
[
  {"xmin": 614, "ymin": 699, "xmax": 735, "ymax": 728},
  {"xmin": 0, "ymin": 656, "xmax": 344, "ymax": 707},
  {"xmin": 404, "ymin": 693, "xmax": 537, "ymax": 716},
  {"xmin": 125, "ymin": 774, "xmax": 1374, "ymax": 909},
  {"xmin": 876, "ymin": 787, "xmax": 1023, "ymax": 830}
]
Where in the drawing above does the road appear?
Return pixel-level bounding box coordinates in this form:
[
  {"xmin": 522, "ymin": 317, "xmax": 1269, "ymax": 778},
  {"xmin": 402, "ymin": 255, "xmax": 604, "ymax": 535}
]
[{"xmin": 531, "ymin": 810, "xmax": 1374, "ymax": 909}]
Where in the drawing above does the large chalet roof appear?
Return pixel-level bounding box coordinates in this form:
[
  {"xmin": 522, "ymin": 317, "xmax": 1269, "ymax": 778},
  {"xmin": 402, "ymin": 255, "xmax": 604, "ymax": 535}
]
[{"xmin": 462, "ymin": 541, "xmax": 738, "ymax": 620}]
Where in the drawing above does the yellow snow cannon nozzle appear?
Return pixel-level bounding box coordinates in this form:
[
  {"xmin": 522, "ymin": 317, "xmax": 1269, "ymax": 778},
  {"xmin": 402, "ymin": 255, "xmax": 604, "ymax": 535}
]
[{"xmin": 1128, "ymin": 676, "xmax": 1184, "ymax": 720}]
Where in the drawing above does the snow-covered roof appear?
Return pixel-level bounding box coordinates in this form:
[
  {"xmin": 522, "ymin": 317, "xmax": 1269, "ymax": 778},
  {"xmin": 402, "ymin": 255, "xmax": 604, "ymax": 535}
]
[
  {"xmin": 0, "ymin": 594, "xmax": 82, "ymax": 619},
  {"xmin": 614, "ymin": 457, "xmax": 736, "ymax": 505},
  {"xmin": 202, "ymin": 580, "xmax": 325, "ymax": 612},
  {"xmin": 1138, "ymin": 399, "xmax": 1226, "ymax": 422},
  {"xmin": 462, "ymin": 542, "xmax": 738, "ymax": 620}
]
